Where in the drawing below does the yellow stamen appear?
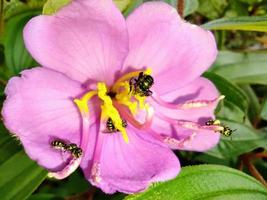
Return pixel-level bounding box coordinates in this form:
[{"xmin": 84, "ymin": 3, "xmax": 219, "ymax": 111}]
[
  {"xmin": 73, "ymin": 68, "xmax": 153, "ymax": 144},
  {"xmin": 114, "ymin": 81, "xmax": 138, "ymax": 115},
  {"xmin": 135, "ymin": 95, "xmax": 147, "ymax": 110},
  {"xmin": 74, "ymin": 91, "xmax": 97, "ymax": 116},
  {"xmin": 97, "ymin": 82, "xmax": 129, "ymax": 143},
  {"xmin": 112, "ymin": 68, "xmax": 152, "ymax": 92},
  {"xmin": 112, "ymin": 68, "xmax": 152, "ymax": 115}
]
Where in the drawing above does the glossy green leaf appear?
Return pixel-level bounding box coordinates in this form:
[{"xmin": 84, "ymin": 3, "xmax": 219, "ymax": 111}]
[
  {"xmin": 204, "ymin": 72, "xmax": 248, "ymax": 114},
  {"xmin": 203, "ymin": 16, "xmax": 267, "ymax": 32},
  {"xmin": 118, "ymin": 165, "xmax": 267, "ymax": 200},
  {"xmin": 211, "ymin": 61, "xmax": 267, "ymax": 85},
  {"xmin": 4, "ymin": 10, "xmax": 39, "ymax": 75},
  {"xmin": 207, "ymin": 120, "xmax": 267, "ymax": 159},
  {"xmin": 43, "ymin": 0, "xmax": 71, "ymax": 15},
  {"xmin": 0, "ymin": 123, "xmax": 47, "ymax": 200}
]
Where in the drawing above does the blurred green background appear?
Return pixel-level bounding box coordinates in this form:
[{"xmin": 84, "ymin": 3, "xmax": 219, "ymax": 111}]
[{"xmin": 1, "ymin": 0, "xmax": 267, "ymax": 199}]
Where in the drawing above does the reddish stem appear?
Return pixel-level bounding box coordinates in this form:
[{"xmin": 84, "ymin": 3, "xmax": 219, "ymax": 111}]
[
  {"xmin": 240, "ymin": 153, "xmax": 267, "ymax": 187},
  {"xmin": 255, "ymin": 152, "xmax": 267, "ymax": 159},
  {"xmin": 177, "ymin": 0, "xmax": 184, "ymax": 17}
]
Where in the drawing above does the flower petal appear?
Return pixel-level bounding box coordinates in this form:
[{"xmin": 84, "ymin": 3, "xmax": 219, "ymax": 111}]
[
  {"xmin": 24, "ymin": 0, "xmax": 128, "ymax": 85},
  {"xmin": 149, "ymin": 77, "xmax": 220, "ymax": 151},
  {"xmin": 162, "ymin": 127, "xmax": 220, "ymax": 152},
  {"xmin": 2, "ymin": 67, "xmax": 84, "ymax": 170},
  {"xmin": 82, "ymin": 127, "xmax": 180, "ymax": 194},
  {"xmin": 124, "ymin": 2, "xmax": 217, "ymax": 94},
  {"xmin": 151, "ymin": 77, "xmax": 219, "ymax": 124}
]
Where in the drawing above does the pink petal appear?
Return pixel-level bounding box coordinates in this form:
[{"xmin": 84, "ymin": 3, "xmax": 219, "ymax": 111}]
[
  {"xmin": 151, "ymin": 77, "xmax": 219, "ymax": 124},
  {"xmin": 149, "ymin": 77, "xmax": 220, "ymax": 151},
  {"xmin": 162, "ymin": 127, "xmax": 220, "ymax": 152},
  {"xmin": 82, "ymin": 127, "xmax": 180, "ymax": 194},
  {"xmin": 24, "ymin": 0, "xmax": 128, "ymax": 85},
  {"xmin": 2, "ymin": 67, "xmax": 84, "ymax": 170},
  {"xmin": 123, "ymin": 2, "xmax": 217, "ymax": 94}
]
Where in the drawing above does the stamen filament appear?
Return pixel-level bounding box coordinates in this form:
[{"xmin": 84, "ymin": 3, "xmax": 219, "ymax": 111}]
[
  {"xmin": 48, "ymin": 157, "xmax": 82, "ymax": 179},
  {"xmin": 48, "ymin": 91, "xmax": 97, "ymax": 179},
  {"xmin": 151, "ymin": 94, "xmax": 225, "ymax": 110},
  {"xmin": 74, "ymin": 91, "xmax": 97, "ymax": 116},
  {"xmin": 112, "ymin": 68, "xmax": 152, "ymax": 92},
  {"xmin": 156, "ymin": 112, "xmax": 223, "ymax": 132},
  {"xmin": 97, "ymin": 83, "xmax": 129, "ymax": 143},
  {"xmin": 115, "ymin": 101, "xmax": 154, "ymax": 130}
]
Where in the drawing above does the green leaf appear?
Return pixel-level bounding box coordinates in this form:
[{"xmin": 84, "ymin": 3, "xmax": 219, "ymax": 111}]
[
  {"xmin": 240, "ymin": 85, "xmax": 261, "ymax": 122},
  {"xmin": 114, "ymin": 0, "xmax": 132, "ymax": 12},
  {"xmin": 203, "ymin": 16, "xmax": 267, "ymax": 32},
  {"xmin": 260, "ymin": 99, "xmax": 267, "ymax": 120},
  {"xmin": 0, "ymin": 150, "xmax": 47, "ymax": 200},
  {"xmin": 118, "ymin": 165, "xmax": 267, "ymax": 200},
  {"xmin": 123, "ymin": 0, "xmax": 143, "ymax": 17},
  {"xmin": 237, "ymin": 0, "xmax": 262, "ymax": 5},
  {"xmin": 4, "ymin": 10, "xmax": 39, "ymax": 75},
  {"xmin": 4, "ymin": 0, "xmax": 44, "ymax": 20},
  {"xmin": 197, "ymin": 0, "xmax": 227, "ymax": 19},
  {"xmin": 0, "ymin": 123, "xmax": 47, "ymax": 200},
  {"xmin": 204, "ymin": 72, "xmax": 248, "ymax": 115},
  {"xmin": 225, "ymin": 0, "xmax": 248, "ymax": 18},
  {"xmin": 28, "ymin": 194, "xmax": 64, "ymax": 200},
  {"xmin": 43, "ymin": 0, "xmax": 71, "ymax": 15},
  {"xmin": 212, "ymin": 61, "xmax": 267, "ymax": 85},
  {"xmin": 184, "ymin": 0, "xmax": 199, "ymax": 17},
  {"xmin": 216, "ymin": 99, "xmax": 246, "ymax": 123},
  {"xmin": 206, "ymin": 120, "xmax": 267, "ymax": 159},
  {"xmin": 213, "ymin": 51, "xmax": 267, "ymax": 69}
]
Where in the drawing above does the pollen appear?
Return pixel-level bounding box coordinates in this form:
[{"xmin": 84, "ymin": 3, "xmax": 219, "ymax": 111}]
[
  {"xmin": 74, "ymin": 91, "xmax": 97, "ymax": 117},
  {"xmin": 73, "ymin": 69, "xmax": 153, "ymax": 144},
  {"xmin": 97, "ymin": 82, "xmax": 129, "ymax": 143}
]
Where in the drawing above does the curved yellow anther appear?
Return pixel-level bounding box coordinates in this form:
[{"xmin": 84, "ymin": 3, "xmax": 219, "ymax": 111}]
[
  {"xmin": 114, "ymin": 81, "xmax": 138, "ymax": 115},
  {"xmin": 112, "ymin": 68, "xmax": 152, "ymax": 116},
  {"xmin": 112, "ymin": 68, "xmax": 152, "ymax": 92},
  {"xmin": 97, "ymin": 82, "xmax": 129, "ymax": 143},
  {"xmin": 74, "ymin": 91, "xmax": 97, "ymax": 117}
]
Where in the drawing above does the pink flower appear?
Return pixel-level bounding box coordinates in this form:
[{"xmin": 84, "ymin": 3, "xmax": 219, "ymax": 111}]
[{"xmin": 2, "ymin": 0, "xmax": 222, "ymax": 194}]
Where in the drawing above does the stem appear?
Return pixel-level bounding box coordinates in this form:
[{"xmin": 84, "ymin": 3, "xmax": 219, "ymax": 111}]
[
  {"xmin": 237, "ymin": 157, "xmax": 244, "ymax": 171},
  {"xmin": 255, "ymin": 152, "xmax": 267, "ymax": 159},
  {"xmin": 177, "ymin": 0, "xmax": 184, "ymax": 17},
  {"xmin": 240, "ymin": 153, "xmax": 267, "ymax": 187}
]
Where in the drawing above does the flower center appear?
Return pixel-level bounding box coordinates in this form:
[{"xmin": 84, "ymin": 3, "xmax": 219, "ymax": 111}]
[{"xmin": 74, "ymin": 68, "xmax": 154, "ymax": 143}]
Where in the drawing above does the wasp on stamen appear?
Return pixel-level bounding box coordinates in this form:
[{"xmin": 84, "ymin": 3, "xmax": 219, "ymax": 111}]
[
  {"xmin": 205, "ymin": 119, "xmax": 236, "ymax": 137},
  {"xmin": 129, "ymin": 72, "xmax": 154, "ymax": 97},
  {"xmin": 51, "ymin": 140, "xmax": 83, "ymax": 158},
  {"xmin": 51, "ymin": 140, "xmax": 67, "ymax": 151},
  {"xmin": 106, "ymin": 118, "xmax": 127, "ymax": 133}
]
